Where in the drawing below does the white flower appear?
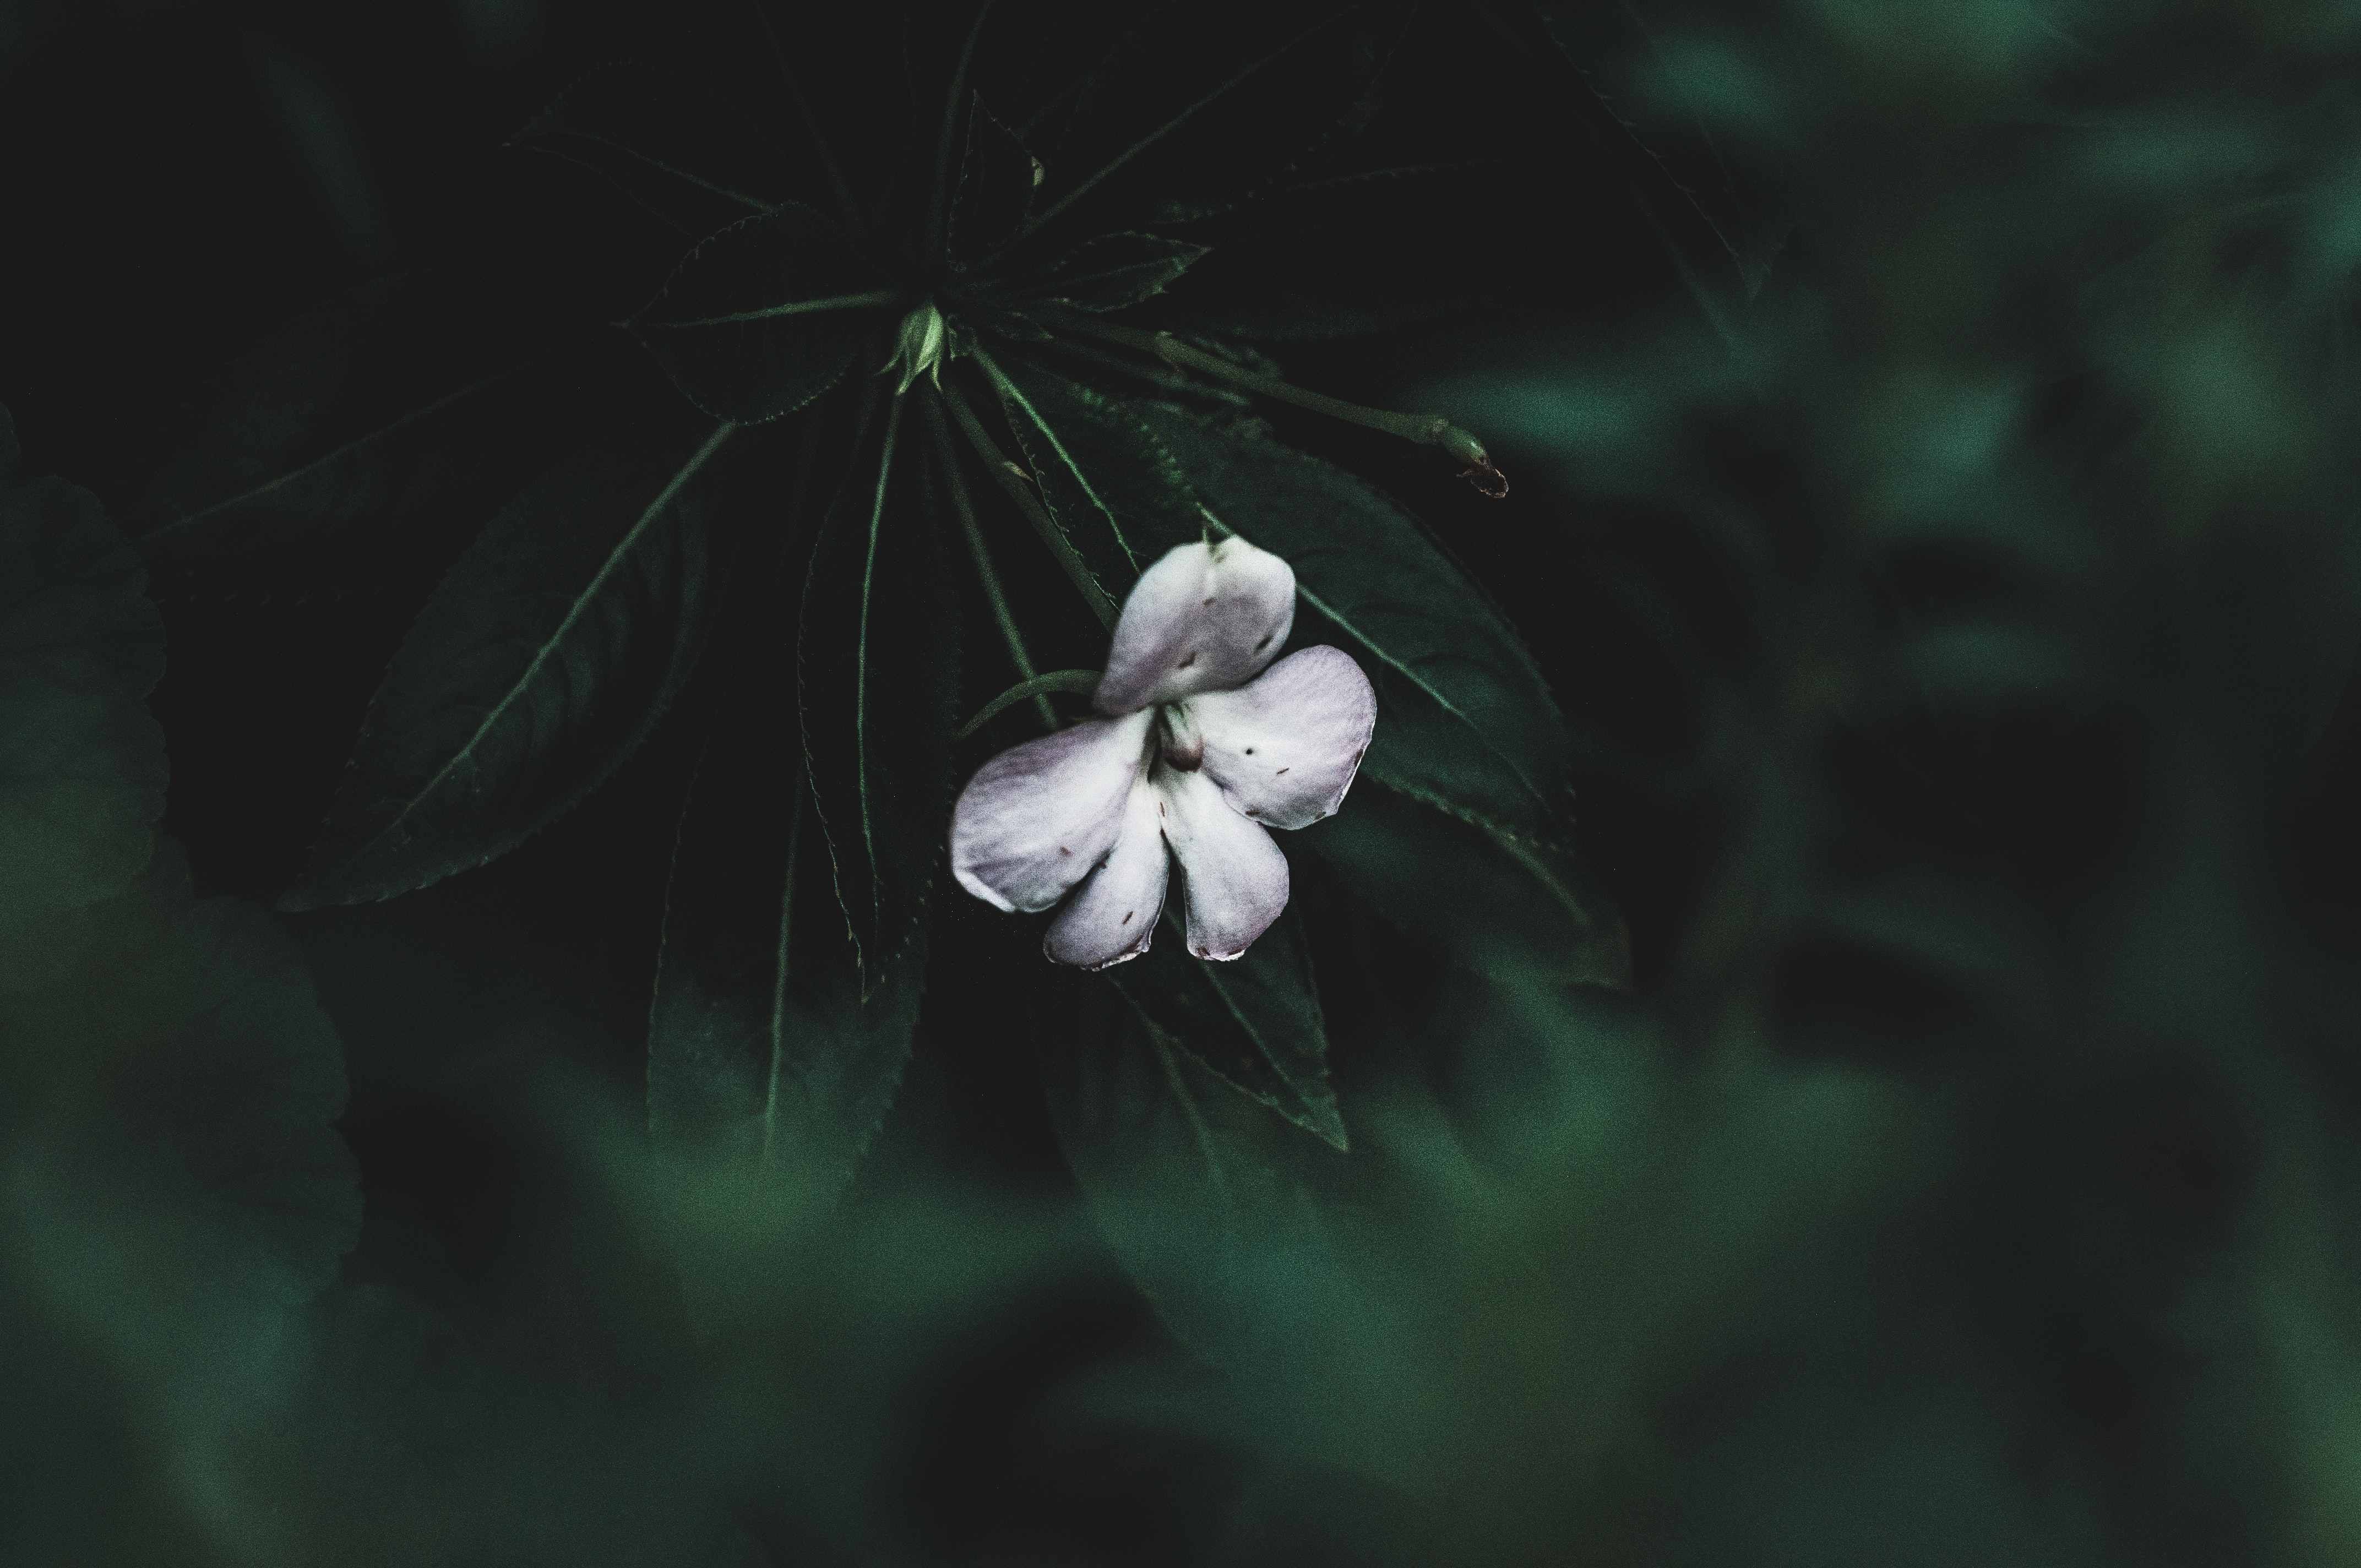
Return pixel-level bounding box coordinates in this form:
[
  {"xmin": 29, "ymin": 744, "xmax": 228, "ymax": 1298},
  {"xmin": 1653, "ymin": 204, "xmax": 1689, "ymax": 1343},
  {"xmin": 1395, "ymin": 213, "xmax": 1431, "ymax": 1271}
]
[{"xmin": 950, "ymin": 537, "xmax": 1377, "ymax": 968}]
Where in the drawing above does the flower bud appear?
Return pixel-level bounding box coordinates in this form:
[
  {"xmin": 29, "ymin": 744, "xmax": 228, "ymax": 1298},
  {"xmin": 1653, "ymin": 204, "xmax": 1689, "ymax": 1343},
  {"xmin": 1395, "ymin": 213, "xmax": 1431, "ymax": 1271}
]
[{"xmin": 887, "ymin": 300, "xmax": 948, "ymax": 394}]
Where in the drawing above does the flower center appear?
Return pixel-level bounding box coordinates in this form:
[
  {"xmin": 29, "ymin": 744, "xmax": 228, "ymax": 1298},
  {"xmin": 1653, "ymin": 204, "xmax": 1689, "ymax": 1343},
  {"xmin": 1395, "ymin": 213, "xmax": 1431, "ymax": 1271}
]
[{"xmin": 1155, "ymin": 703, "xmax": 1203, "ymax": 772}]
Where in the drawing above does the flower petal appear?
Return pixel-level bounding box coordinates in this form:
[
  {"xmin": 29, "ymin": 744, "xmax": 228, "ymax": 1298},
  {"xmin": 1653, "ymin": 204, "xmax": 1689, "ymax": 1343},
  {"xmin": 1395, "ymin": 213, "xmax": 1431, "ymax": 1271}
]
[
  {"xmin": 1188, "ymin": 644, "xmax": 1377, "ymax": 831},
  {"xmin": 1045, "ymin": 775, "xmax": 1170, "ymax": 969},
  {"xmin": 950, "ymin": 710, "xmax": 1153, "ymax": 913},
  {"xmin": 1155, "ymin": 766, "xmax": 1290, "ymax": 960},
  {"xmin": 1094, "ymin": 537, "xmax": 1296, "ymax": 714}
]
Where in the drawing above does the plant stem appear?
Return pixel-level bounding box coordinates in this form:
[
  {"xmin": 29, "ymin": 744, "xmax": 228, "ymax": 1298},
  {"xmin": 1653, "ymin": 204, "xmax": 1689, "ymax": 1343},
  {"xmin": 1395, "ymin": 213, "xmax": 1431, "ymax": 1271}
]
[
  {"xmin": 924, "ymin": 393, "xmax": 1059, "ymax": 731},
  {"xmin": 956, "ymin": 669, "xmax": 1101, "ymax": 738},
  {"xmin": 1036, "ymin": 329, "xmax": 1215, "ymax": 400},
  {"xmin": 1044, "ymin": 309, "xmax": 1510, "ymax": 497},
  {"xmin": 938, "ymin": 375, "xmax": 1119, "ymax": 628}
]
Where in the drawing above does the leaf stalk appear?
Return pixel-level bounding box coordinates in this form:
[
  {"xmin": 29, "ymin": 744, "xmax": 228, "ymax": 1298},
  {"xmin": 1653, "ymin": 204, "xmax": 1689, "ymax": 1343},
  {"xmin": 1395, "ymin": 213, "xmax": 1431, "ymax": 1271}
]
[
  {"xmin": 938, "ymin": 376, "xmax": 1119, "ymax": 628},
  {"xmin": 1049, "ymin": 312, "xmax": 1509, "ymax": 498},
  {"xmin": 924, "ymin": 394, "xmax": 1060, "ymax": 731},
  {"xmin": 956, "ymin": 669, "xmax": 1101, "ymax": 738}
]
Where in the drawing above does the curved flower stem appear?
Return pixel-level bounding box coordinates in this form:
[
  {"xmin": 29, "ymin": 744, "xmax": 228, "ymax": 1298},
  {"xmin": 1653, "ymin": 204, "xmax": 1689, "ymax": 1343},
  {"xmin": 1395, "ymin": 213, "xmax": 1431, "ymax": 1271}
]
[
  {"xmin": 957, "ymin": 669, "xmax": 1101, "ymax": 738},
  {"xmin": 750, "ymin": 0, "xmax": 866, "ymax": 243},
  {"xmin": 938, "ymin": 375, "xmax": 1119, "ymax": 629},
  {"xmin": 1042, "ymin": 309, "xmax": 1510, "ymax": 497},
  {"xmin": 924, "ymin": 393, "xmax": 1059, "ymax": 732}
]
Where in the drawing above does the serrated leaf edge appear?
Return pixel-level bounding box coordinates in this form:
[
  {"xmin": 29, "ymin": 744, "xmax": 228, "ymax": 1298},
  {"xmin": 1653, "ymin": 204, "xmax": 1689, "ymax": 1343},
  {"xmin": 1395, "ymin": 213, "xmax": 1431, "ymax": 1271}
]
[{"xmin": 977, "ymin": 349, "xmax": 1158, "ymax": 583}]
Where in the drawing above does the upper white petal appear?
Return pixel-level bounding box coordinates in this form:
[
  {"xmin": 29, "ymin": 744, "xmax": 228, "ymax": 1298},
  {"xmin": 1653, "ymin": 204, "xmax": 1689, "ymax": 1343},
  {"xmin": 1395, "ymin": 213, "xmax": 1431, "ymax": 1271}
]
[{"xmin": 1094, "ymin": 537, "xmax": 1295, "ymax": 715}]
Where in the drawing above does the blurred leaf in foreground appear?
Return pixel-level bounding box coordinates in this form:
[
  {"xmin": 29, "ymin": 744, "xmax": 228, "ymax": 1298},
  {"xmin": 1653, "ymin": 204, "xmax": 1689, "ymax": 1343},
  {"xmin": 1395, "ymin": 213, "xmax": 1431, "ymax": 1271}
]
[{"xmin": 0, "ymin": 409, "xmax": 359, "ymax": 1562}]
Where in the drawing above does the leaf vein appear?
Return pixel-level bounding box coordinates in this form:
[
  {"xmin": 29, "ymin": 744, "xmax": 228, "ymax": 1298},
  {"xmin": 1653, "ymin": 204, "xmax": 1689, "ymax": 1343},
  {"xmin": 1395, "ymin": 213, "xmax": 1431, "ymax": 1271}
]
[
  {"xmin": 1295, "ymin": 582, "xmax": 1558, "ymax": 816},
  {"xmin": 1020, "ymin": 1, "xmax": 1369, "ymax": 239},
  {"xmin": 650, "ymin": 289, "xmax": 900, "ymax": 331},
  {"xmin": 336, "ymin": 420, "xmax": 737, "ymax": 874},
  {"xmin": 541, "ymin": 131, "xmax": 779, "ymax": 217},
  {"xmin": 144, "ymin": 352, "xmax": 557, "ymax": 540},
  {"xmin": 853, "ymin": 399, "xmax": 906, "ymax": 947}
]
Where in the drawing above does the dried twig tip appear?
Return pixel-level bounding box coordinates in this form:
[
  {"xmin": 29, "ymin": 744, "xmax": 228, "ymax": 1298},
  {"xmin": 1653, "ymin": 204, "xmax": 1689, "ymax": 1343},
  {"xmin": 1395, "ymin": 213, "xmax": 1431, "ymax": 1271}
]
[
  {"xmin": 1458, "ymin": 455, "xmax": 1510, "ymax": 499},
  {"xmin": 1436, "ymin": 423, "xmax": 1508, "ymax": 498}
]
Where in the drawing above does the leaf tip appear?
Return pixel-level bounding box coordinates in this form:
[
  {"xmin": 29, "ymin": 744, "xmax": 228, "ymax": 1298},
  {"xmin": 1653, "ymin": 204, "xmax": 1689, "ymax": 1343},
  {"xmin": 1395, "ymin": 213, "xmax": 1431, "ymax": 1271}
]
[{"xmin": 1297, "ymin": 1085, "xmax": 1350, "ymax": 1151}]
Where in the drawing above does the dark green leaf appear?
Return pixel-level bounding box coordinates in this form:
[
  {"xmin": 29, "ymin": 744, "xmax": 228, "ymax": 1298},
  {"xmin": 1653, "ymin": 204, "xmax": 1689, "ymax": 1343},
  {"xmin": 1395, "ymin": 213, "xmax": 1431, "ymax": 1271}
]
[
  {"xmin": 1015, "ymin": 232, "xmax": 1210, "ymax": 312},
  {"xmin": 650, "ymin": 606, "xmax": 924, "ymax": 1193},
  {"xmin": 285, "ymin": 421, "xmax": 738, "ymax": 908},
  {"xmin": 0, "ymin": 844, "xmax": 361, "ymax": 1333},
  {"xmin": 131, "ymin": 275, "xmax": 641, "ymax": 600},
  {"xmin": 1107, "ymin": 904, "xmax": 1347, "ymax": 1147},
  {"xmin": 512, "ymin": 61, "xmax": 790, "ymax": 237},
  {"xmin": 1032, "ymin": 0, "xmax": 1414, "ymax": 234},
  {"xmin": 1527, "ymin": 0, "xmax": 1787, "ymax": 296},
  {"xmin": 1036, "ymin": 971, "xmax": 1347, "ymax": 1369},
  {"xmin": 1307, "ymin": 775, "xmax": 1629, "ymax": 989},
  {"xmin": 0, "ymin": 442, "xmax": 166, "ymax": 989},
  {"xmin": 1, "ymin": 847, "xmax": 360, "ymax": 1288},
  {"xmin": 976, "ymin": 352, "xmax": 1203, "ymax": 600},
  {"xmin": 0, "ymin": 846, "xmax": 361, "ymax": 1558},
  {"xmin": 899, "ymin": 2, "xmax": 968, "ymax": 113},
  {"xmin": 630, "ymin": 204, "xmax": 893, "ymax": 423},
  {"xmin": 950, "ymin": 95, "xmax": 1038, "ymax": 264},
  {"xmin": 967, "ymin": 1, "xmax": 1140, "ymax": 147},
  {"xmin": 965, "ymin": 301, "xmax": 1057, "ymax": 343},
  {"xmin": 1154, "ymin": 159, "xmax": 1552, "ymax": 342},
  {"xmin": 798, "ymin": 398, "xmax": 962, "ymax": 982},
  {"xmin": 0, "ymin": 426, "xmax": 355, "ymax": 1553}
]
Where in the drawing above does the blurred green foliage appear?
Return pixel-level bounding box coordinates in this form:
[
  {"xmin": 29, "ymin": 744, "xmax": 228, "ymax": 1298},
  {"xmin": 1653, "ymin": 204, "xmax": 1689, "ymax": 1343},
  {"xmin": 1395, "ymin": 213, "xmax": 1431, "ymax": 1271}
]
[{"xmin": 0, "ymin": 413, "xmax": 1108, "ymax": 1565}]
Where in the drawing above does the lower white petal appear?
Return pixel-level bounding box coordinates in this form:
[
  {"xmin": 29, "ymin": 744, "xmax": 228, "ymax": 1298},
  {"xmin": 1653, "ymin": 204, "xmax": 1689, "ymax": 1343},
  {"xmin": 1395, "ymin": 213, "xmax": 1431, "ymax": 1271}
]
[
  {"xmin": 1155, "ymin": 766, "xmax": 1290, "ymax": 961},
  {"xmin": 950, "ymin": 710, "xmax": 1153, "ymax": 913},
  {"xmin": 1044, "ymin": 776, "xmax": 1169, "ymax": 970}
]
